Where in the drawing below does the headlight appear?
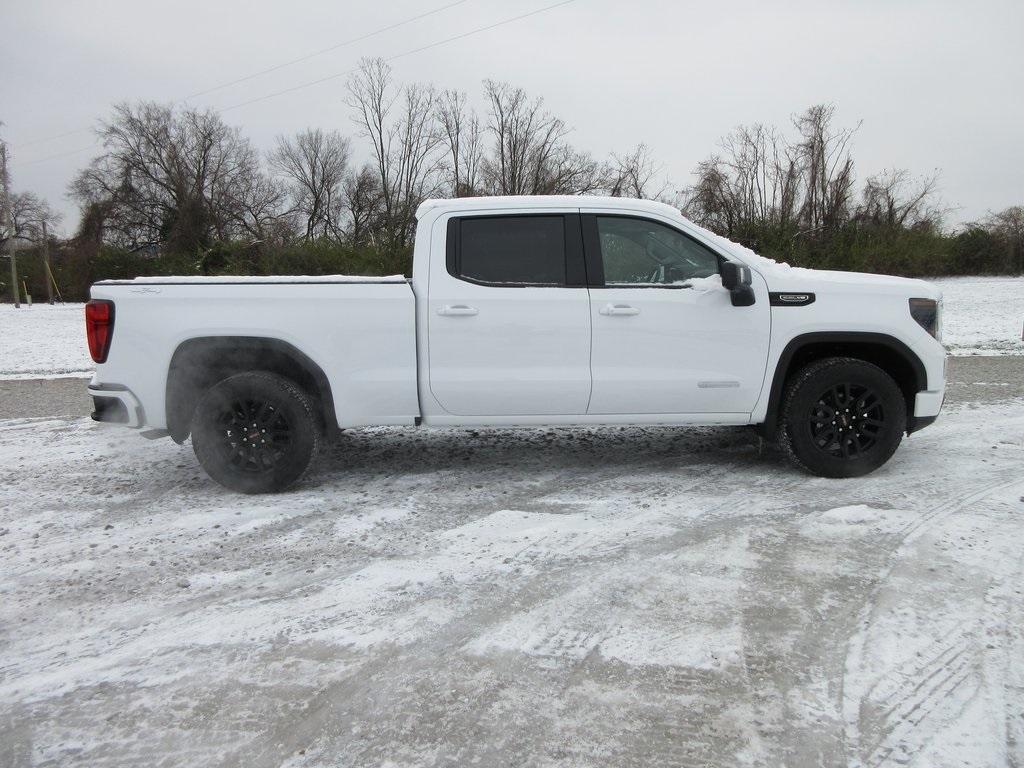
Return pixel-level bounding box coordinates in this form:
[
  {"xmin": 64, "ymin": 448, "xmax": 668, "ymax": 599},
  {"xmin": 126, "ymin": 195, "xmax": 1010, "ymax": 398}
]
[{"xmin": 909, "ymin": 298, "xmax": 940, "ymax": 340}]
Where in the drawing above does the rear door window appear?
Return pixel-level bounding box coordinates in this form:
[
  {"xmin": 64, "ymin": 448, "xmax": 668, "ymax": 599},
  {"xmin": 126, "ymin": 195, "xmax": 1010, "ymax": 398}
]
[{"xmin": 453, "ymin": 216, "xmax": 566, "ymax": 285}]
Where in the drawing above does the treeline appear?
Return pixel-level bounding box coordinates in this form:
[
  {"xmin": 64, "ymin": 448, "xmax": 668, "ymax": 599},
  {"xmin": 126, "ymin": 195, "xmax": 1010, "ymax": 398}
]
[
  {"xmin": 2, "ymin": 59, "xmax": 1022, "ymax": 303},
  {"xmin": 682, "ymin": 105, "xmax": 1023, "ymax": 277}
]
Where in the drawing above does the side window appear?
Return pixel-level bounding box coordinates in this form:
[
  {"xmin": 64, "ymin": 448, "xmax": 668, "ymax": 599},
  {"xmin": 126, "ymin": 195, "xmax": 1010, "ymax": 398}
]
[
  {"xmin": 596, "ymin": 216, "xmax": 720, "ymax": 285},
  {"xmin": 454, "ymin": 216, "xmax": 566, "ymax": 285}
]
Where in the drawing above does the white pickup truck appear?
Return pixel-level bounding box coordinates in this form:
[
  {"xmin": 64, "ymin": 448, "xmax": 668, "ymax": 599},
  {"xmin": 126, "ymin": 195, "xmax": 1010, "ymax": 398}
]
[{"xmin": 86, "ymin": 196, "xmax": 946, "ymax": 493}]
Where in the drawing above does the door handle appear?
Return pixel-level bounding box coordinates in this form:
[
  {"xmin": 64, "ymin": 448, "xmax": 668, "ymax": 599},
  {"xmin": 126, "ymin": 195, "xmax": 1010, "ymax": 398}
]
[
  {"xmin": 437, "ymin": 304, "xmax": 479, "ymax": 316},
  {"xmin": 599, "ymin": 303, "xmax": 640, "ymax": 316}
]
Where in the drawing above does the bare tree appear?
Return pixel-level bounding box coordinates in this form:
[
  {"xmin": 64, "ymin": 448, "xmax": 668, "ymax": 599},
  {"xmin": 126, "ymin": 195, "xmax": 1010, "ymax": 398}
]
[
  {"xmin": 0, "ymin": 132, "xmax": 17, "ymax": 304},
  {"xmin": 683, "ymin": 105, "xmax": 859, "ymax": 242},
  {"xmin": 603, "ymin": 143, "xmax": 666, "ymax": 199},
  {"xmin": 234, "ymin": 169, "xmax": 291, "ymax": 245},
  {"xmin": 345, "ymin": 58, "xmax": 444, "ymax": 249},
  {"xmin": 71, "ymin": 102, "xmax": 273, "ymax": 252},
  {"xmin": 482, "ymin": 80, "xmax": 601, "ymax": 196},
  {"xmin": 682, "ymin": 123, "xmax": 800, "ymax": 237},
  {"xmin": 270, "ymin": 128, "xmax": 350, "ymax": 240},
  {"xmin": 980, "ymin": 205, "xmax": 1024, "ymax": 273},
  {"xmin": 1, "ymin": 130, "xmax": 63, "ymax": 304},
  {"xmin": 342, "ymin": 165, "xmax": 384, "ymax": 248},
  {"xmin": 856, "ymin": 169, "xmax": 941, "ymax": 229},
  {"xmin": 682, "ymin": 156, "xmax": 738, "ymax": 234},
  {"xmin": 985, "ymin": 206, "xmax": 1024, "ymax": 239},
  {"xmin": 795, "ymin": 104, "xmax": 858, "ymax": 232},
  {"xmin": 435, "ymin": 89, "xmax": 484, "ymax": 197},
  {"xmin": 0, "ymin": 190, "xmax": 60, "ymax": 248}
]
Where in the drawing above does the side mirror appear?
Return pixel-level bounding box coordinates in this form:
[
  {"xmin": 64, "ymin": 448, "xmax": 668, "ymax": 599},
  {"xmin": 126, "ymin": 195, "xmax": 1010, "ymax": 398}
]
[{"xmin": 720, "ymin": 261, "xmax": 755, "ymax": 307}]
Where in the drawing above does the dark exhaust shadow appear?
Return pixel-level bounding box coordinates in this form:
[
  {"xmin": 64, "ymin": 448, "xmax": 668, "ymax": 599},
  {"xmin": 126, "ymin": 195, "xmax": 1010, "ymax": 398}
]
[{"xmin": 317, "ymin": 424, "xmax": 779, "ymax": 477}]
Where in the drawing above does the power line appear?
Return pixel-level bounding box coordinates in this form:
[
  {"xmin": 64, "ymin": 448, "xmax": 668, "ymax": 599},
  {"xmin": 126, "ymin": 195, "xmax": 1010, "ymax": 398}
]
[
  {"xmin": 15, "ymin": 128, "xmax": 88, "ymax": 149},
  {"xmin": 11, "ymin": 143, "xmax": 99, "ymax": 169},
  {"xmin": 11, "ymin": 0, "xmax": 579, "ymax": 167},
  {"xmin": 183, "ymin": 0, "xmax": 471, "ymax": 101},
  {"xmin": 12, "ymin": 0, "xmax": 474, "ymax": 151},
  {"xmin": 222, "ymin": 0, "xmax": 577, "ymax": 112}
]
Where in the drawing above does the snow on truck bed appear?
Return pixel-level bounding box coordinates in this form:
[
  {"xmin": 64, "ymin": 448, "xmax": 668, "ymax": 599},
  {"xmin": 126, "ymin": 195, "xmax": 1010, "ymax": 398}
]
[{"xmin": 98, "ymin": 274, "xmax": 408, "ymax": 284}]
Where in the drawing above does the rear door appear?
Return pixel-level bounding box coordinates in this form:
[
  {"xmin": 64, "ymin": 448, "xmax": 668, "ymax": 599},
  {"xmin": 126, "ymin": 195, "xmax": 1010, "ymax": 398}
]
[
  {"xmin": 583, "ymin": 212, "xmax": 770, "ymax": 415},
  {"xmin": 426, "ymin": 212, "xmax": 592, "ymax": 416}
]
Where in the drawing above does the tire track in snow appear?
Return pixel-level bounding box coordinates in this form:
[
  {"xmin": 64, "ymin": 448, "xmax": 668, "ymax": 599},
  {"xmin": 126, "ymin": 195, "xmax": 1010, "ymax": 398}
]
[
  {"xmin": 1003, "ymin": 548, "xmax": 1024, "ymax": 768},
  {"xmin": 864, "ymin": 638, "xmax": 976, "ymax": 767},
  {"xmin": 842, "ymin": 475, "xmax": 1024, "ymax": 767}
]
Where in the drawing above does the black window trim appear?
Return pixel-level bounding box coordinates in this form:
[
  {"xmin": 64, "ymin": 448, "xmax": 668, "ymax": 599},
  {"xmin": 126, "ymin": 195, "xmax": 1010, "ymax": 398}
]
[
  {"xmin": 581, "ymin": 213, "xmax": 727, "ymax": 289},
  {"xmin": 445, "ymin": 212, "xmax": 587, "ymax": 288}
]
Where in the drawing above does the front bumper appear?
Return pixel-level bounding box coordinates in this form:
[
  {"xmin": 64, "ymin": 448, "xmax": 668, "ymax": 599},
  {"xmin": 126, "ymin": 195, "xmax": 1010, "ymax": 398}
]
[
  {"xmin": 905, "ymin": 335, "xmax": 946, "ymax": 434},
  {"xmin": 88, "ymin": 384, "xmax": 145, "ymax": 428},
  {"xmin": 914, "ymin": 388, "xmax": 945, "ymax": 419},
  {"xmin": 909, "ymin": 388, "xmax": 945, "ymax": 434}
]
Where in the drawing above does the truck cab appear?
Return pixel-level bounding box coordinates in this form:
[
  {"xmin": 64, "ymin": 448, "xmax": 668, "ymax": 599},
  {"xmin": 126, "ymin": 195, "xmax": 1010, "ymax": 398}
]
[{"xmin": 417, "ymin": 198, "xmax": 770, "ymax": 422}]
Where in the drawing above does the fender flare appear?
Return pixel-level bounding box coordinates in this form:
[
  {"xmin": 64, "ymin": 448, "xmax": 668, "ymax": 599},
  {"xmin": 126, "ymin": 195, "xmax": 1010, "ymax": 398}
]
[
  {"xmin": 760, "ymin": 331, "xmax": 928, "ymax": 438},
  {"xmin": 165, "ymin": 336, "xmax": 337, "ymax": 443}
]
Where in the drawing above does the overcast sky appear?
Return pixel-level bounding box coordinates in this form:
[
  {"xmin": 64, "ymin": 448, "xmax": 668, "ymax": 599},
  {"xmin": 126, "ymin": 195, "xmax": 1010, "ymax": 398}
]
[{"xmin": 2, "ymin": 0, "xmax": 1022, "ymax": 235}]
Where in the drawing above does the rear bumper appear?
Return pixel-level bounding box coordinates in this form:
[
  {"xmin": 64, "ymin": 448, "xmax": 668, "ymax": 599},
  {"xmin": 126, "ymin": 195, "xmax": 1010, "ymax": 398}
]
[{"xmin": 88, "ymin": 384, "xmax": 144, "ymax": 428}]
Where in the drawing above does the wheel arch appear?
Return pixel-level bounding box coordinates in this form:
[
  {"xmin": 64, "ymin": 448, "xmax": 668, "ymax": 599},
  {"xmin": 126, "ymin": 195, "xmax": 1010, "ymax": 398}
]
[
  {"xmin": 759, "ymin": 332, "xmax": 927, "ymax": 439},
  {"xmin": 166, "ymin": 336, "xmax": 337, "ymax": 443}
]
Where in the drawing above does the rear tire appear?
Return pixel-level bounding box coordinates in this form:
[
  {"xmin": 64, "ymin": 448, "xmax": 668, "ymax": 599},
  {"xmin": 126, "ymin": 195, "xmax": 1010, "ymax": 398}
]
[
  {"xmin": 191, "ymin": 372, "xmax": 319, "ymax": 493},
  {"xmin": 779, "ymin": 357, "xmax": 906, "ymax": 478}
]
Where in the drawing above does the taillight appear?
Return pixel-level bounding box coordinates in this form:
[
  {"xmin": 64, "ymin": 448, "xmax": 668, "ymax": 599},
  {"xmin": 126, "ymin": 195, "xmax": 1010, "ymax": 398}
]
[{"xmin": 85, "ymin": 300, "xmax": 115, "ymax": 363}]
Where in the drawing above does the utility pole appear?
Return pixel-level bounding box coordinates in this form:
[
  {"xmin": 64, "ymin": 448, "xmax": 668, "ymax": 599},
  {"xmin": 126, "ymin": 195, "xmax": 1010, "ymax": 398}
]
[
  {"xmin": 41, "ymin": 219, "xmax": 53, "ymax": 304},
  {"xmin": 3, "ymin": 237, "xmax": 14, "ymax": 309},
  {"xmin": 0, "ymin": 140, "xmax": 18, "ymax": 308}
]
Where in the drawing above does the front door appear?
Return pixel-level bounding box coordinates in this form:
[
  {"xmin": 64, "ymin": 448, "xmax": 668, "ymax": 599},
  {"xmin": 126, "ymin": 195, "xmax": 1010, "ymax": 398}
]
[
  {"xmin": 427, "ymin": 212, "xmax": 592, "ymax": 416},
  {"xmin": 584, "ymin": 212, "xmax": 770, "ymax": 415}
]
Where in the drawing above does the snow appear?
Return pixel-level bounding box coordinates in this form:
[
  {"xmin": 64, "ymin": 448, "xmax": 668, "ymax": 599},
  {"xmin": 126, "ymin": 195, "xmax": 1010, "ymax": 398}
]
[
  {"xmin": 106, "ymin": 274, "xmax": 407, "ymax": 284},
  {"xmin": 0, "ymin": 302, "xmax": 93, "ymax": 379},
  {"xmin": 611, "ymin": 275, "xmax": 723, "ymax": 291},
  {"xmin": 683, "ymin": 273, "xmax": 723, "ymax": 292},
  {"xmin": 930, "ymin": 276, "xmax": 1024, "ymax": 356},
  {"xmin": 1, "ymin": 395, "xmax": 1023, "ymax": 764}
]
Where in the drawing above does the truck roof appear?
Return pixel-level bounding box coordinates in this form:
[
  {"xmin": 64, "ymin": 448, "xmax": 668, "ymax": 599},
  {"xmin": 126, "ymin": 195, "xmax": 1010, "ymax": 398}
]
[{"xmin": 416, "ymin": 195, "xmax": 684, "ymax": 220}]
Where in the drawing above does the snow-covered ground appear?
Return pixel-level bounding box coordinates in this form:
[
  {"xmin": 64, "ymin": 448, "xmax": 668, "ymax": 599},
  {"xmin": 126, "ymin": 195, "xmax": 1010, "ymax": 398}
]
[
  {"xmin": 0, "ymin": 275, "xmax": 1020, "ymax": 380},
  {"xmin": 2, "ymin": 395, "xmax": 1023, "ymax": 766},
  {"xmin": 0, "ymin": 303, "xmax": 92, "ymax": 379},
  {"xmin": 931, "ymin": 276, "xmax": 1024, "ymax": 356}
]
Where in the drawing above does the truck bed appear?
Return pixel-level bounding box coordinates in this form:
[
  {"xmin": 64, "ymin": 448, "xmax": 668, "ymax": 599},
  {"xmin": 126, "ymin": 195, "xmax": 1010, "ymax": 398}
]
[{"xmin": 89, "ymin": 277, "xmax": 419, "ymax": 430}]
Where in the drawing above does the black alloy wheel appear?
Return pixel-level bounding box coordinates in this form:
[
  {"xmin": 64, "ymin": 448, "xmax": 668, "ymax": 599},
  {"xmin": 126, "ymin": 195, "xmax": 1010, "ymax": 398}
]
[
  {"xmin": 808, "ymin": 382, "xmax": 886, "ymax": 459},
  {"xmin": 217, "ymin": 398, "xmax": 293, "ymax": 473},
  {"xmin": 191, "ymin": 372, "xmax": 319, "ymax": 493}
]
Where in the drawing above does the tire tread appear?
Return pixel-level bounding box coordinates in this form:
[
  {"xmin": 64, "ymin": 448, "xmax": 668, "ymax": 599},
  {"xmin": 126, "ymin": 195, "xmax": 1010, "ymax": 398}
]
[
  {"xmin": 778, "ymin": 356, "xmax": 905, "ymax": 477},
  {"xmin": 191, "ymin": 371, "xmax": 320, "ymax": 493}
]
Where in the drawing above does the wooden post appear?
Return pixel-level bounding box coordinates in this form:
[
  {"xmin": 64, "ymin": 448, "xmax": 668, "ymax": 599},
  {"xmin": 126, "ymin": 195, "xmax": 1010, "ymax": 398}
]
[
  {"xmin": 5, "ymin": 244, "xmax": 15, "ymax": 308},
  {"xmin": 0, "ymin": 143, "xmax": 18, "ymax": 308},
  {"xmin": 42, "ymin": 220, "xmax": 53, "ymax": 304}
]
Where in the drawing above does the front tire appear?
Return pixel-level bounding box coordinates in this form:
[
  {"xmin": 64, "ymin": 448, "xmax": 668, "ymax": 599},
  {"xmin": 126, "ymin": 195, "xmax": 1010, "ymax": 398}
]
[
  {"xmin": 779, "ymin": 357, "xmax": 906, "ymax": 478},
  {"xmin": 191, "ymin": 372, "xmax": 319, "ymax": 493}
]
